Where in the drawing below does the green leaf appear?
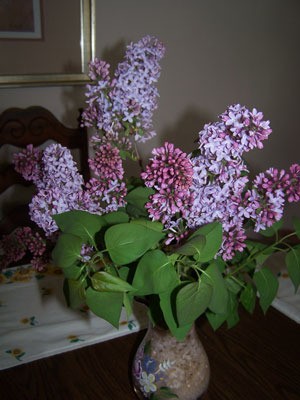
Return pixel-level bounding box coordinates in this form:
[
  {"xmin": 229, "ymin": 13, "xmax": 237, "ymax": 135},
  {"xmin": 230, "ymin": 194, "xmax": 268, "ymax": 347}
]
[
  {"xmin": 126, "ymin": 186, "xmax": 154, "ymax": 207},
  {"xmin": 206, "ymin": 310, "xmax": 227, "ymax": 331},
  {"xmin": 259, "ymin": 220, "xmax": 283, "ymax": 237},
  {"xmin": 52, "ymin": 233, "xmax": 83, "ymax": 269},
  {"xmin": 190, "ymin": 221, "xmax": 223, "ymax": 262},
  {"xmin": 91, "ymin": 271, "xmax": 135, "ymax": 292},
  {"xmin": 64, "ymin": 278, "xmax": 87, "ymax": 309},
  {"xmin": 105, "ymin": 222, "xmax": 164, "ymax": 265},
  {"xmin": 159, "ymin": 289, "xmax": 193, "ymax": 341},
  {"xmin": 285, "ymin": 247, "xmax": 300, "ymax": 291},
  {"xmin": 101, "ymin": 211, "xmax": 129, "ymax": 225},
  {"xmin": 123, "ymin": 292, "xmax": 133, "ymax": 319},
  {"xmin": 125, "ymin": 186, "xmax": 154, "ymax": 217},
  {"xmin": 226, "ymin": 291, "xmax": 239, "ymax": 328},
  {"xmin": 131, "ymin": 218, "xmax": 164, "ymax": 232},
  {"xmin": 246, "ymin": 240, "xmax": 273, "ymax": 265},
  {"xmin": 86, "ymin": 288, "xmax": 123, "ymax": 328},
  {"xmin": 176, "ymin": 235, "xmax": 206, "ymax": 256},
  {"xmin": 292, "ymin": 216, "xmax": 300, "ymax": 239},
  {"xmin": 62, "ymin": 263, "xmax": 85, "ymax": 280},
  {"xmin": 53, "ymin": 210, "xmax": 104, "ymax": 243},
  {"xmin": 202, "ymin": 262, "xmax": 228, "ymax": 314},
  {"xmin": 176, "ymin": 281, "xmax": 212, "ymax": 326},
  {"xmin": 253, "ymin": 267, "xmax": 279, "ymax": 314},
  {"xmin": 225, "ymin": 276, "xmax": 242, "ymax": 294},
  {"xmin": 132, "ymin": 250, "xmax": 179, "ymax": 296},
  {"xmin": 240, "ymin": 283, "xmax": 256, "ymax": 314}
]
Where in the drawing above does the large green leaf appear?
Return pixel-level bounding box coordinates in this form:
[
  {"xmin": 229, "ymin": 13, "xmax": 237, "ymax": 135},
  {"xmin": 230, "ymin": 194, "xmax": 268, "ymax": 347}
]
[
  {"xmin": 52, "ymin": 233, "xmax": 83, "ymax": 269},
  {"xmin": 131, "ymin": 218, "xmax": 164, "ymax": 232},
  {"xmin": 240, "ymin": 283, "xmax": 256, "ymax": 314},
  {"xmin": 253, "ymin": 267, "xmax": 279, "ymax": 314},
  {"xmin": 125, "ymin": 186, "xmax": 154, "ymax": 217},
  {"xmin": 101, "ymin": 211, "xmax": 129, "ymax": 225},
  {"xmin": 125, "ymin": 186, "xmax": 154, "ymax": 209},
  {"xmin": 285, "ymin": 247, "xmax": 300, "ymax": 291},
  {"xmin": 91, "ymin": 271, "xmax": 135, "ymax": 293},
  {"xmin": 53, "ymin": 210, "xmax": 104, "ymax": 243},
  {"xmin": 63, "ymin": 278, "xmax": 87, "ymax": 309},
  {"xmin": 176, "ymin": 235, "xmax": 206, "ymax": 256},
  {"xmin": 202, "ymin": 262, "xmax": 228, "ymax": 314},
  {"xmin": 246, "ymin": 240, "xmax": 273, "ymax": 265},
  {"xmin": 176, "ymin": 281, "xmax": 212, "ymax": 326},
  {"xmin": 190, "ymin": 221, "xmax": 223, "ymax": 262},
  {"xmin": 86, "ymin": 288, "xmax": 123, "ymax": 328},
  {"xmin": 105, "ymin": 222, "xmax": 164, "ymax": 265},
  {"xmin": 62, "ymin": 263, "xmax": 86, "ymax": 280},
  {"xmin": 206, "ymin": 310, "xmax": 227, "ymax": 331},
  {"xmin": 132, "ymin": 250, "xmax": 179, "ymax": 296},
  {"xmin": 159, "ymin": 289, "xmax": 193, "ymax": 341},
  {"xmin": 226, "ymin": 291, "xmax": 239, "ymax": 328}
]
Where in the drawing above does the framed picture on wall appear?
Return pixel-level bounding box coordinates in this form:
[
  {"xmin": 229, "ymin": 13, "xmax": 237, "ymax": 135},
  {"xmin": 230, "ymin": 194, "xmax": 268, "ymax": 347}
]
[
  {"xmin": 0, "ymin": 0, "xmax": 95, "ymax": 87},
  {"xmin": 0, "ymin": 0, "xmax": 42, "ymax": 40}
]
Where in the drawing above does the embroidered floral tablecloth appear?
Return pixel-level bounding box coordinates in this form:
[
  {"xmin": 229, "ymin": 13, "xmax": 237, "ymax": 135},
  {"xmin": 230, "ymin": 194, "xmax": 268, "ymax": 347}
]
[{"xmin": 0, "ymin": 264, "xmax": 148, "ymax": 370}]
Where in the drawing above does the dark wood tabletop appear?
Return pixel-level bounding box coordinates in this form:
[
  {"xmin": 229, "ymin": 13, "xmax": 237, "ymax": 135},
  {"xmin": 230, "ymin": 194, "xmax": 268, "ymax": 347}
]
[{"xmin": 0, "ymin": 303, "xmax": 299, "ymax": 400}]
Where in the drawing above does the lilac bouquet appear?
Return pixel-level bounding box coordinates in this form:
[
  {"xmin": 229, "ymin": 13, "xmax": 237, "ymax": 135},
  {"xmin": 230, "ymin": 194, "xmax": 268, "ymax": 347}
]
[{"xmin": 4, "ymin": 35, "xmax": 300, "ymax": 340}]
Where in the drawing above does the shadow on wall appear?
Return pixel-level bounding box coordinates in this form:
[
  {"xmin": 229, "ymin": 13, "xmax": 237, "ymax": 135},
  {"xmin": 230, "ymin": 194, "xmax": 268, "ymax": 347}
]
[
  {"xmin": 160, "ymin": 107, "xmax": 213, "ymax": 154},
  {"xmin": 101, "ymin": 40, "xmax": 127, "ymax": 73}
]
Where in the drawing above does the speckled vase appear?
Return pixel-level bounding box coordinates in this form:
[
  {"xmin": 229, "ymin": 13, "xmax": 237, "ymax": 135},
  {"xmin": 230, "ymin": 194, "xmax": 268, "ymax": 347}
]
[{"xmin": 132, "ymin": 322, "xmax": 210, "ymax": 400}]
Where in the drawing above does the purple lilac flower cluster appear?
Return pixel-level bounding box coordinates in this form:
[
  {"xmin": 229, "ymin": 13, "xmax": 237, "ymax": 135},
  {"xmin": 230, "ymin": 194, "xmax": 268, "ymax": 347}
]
[
  {"xmin": 142, "ymin": 105, "xmax": 300, "ymax": 261},
  {"xmin": 13, "ymin": 143, "xmax": 127, "ymax": 237},
  {"xmin": 82, "ymin": 35, "xmax": 165, "ymax": 158},
  {"xmin": 186, "ymin": 104, "xmax": 276, "ymax": 259},
  {"xmin": 27, "ymin": 144, "xmax": 84, "ymax": 236},
  {"xmin": 0, "ymin": 227, "xmax": 48, "ymax": 270}
]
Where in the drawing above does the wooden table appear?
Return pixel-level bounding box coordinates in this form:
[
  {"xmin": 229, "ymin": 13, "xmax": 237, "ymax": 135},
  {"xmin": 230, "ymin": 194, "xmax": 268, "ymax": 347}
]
[{"xmin": 0, "ymin": 304, "xmax": 299, "ymax": 400}]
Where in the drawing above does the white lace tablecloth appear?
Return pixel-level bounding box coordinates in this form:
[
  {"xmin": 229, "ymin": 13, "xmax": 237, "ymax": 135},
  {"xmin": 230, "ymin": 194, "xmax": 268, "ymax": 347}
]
[{"xmin": 0, "ymin": 264, "xmax": 148, "ymax": 370}]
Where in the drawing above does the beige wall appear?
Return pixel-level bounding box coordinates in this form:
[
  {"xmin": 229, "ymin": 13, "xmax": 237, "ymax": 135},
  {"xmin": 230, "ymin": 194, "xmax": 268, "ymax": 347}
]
[{"xmin": 1, "ymin": 0, "xmax": 299, "ymax": 222}]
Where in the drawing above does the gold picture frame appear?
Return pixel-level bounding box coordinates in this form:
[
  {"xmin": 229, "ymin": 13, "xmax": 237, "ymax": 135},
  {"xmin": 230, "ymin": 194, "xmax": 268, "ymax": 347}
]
[{"xmin": 0, "ymin": 0, "xmax": 95, "ymax": 87}]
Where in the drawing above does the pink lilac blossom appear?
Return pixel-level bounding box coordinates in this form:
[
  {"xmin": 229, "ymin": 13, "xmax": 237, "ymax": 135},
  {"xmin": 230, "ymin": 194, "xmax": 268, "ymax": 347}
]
[
  {"xmin": 286, "ymin": 164, "xmax": 300, "ymax": 202},
  {"xmin": 246, "ymin": 169, "xmax": 288, "ymax": 232},
  {"xmin": 13, "ymin": 144, "xmax": 43, "ymax": 186},
  {"xmin": 141, "ymin": 142, "xmax": 194, "ymax": 232},
  {"xmin": 89, "ymin": 144, "xmax": 124, "ymax": 181},
  {"xmin": 85, "ymin": 144, "xmax": 127, "ymax": 214},
  {"xmin": 220, "ymin": 220, "xmax": 247, "ymax": 261},
  {"xmin": 0, "ymin": 227, "xmax": 48, "ymax": 270}
]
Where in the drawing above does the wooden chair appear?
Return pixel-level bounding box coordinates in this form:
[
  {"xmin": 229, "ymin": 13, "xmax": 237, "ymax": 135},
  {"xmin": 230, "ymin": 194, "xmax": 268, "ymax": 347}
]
[{"xmin": 0, "ymin": 106, "xmax": 90, "ymax": 238}]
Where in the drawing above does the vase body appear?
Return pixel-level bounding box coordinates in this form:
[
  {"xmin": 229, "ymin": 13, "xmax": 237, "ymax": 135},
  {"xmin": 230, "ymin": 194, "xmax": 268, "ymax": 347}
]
[{"xmin": 132, "ymin": 322, "xmax": 210, "ymax": 400}]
